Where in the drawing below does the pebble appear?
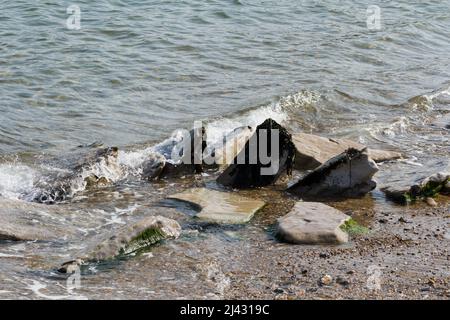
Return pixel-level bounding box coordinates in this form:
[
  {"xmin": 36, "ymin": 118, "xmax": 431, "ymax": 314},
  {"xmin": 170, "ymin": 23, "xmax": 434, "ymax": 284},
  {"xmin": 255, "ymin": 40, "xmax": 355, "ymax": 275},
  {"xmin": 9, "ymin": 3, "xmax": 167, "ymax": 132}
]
[
  {"xmin": 425, "ymin": 197, "xmax": 437, "ymax": 207},
  {"xmin": 398, "ymin": 217, "xmax": 410, "ymax": 223},
  {"xmin": 336, "ymin": 276, "xmax": 350, "ymax": 286},
  {"xmin": 320, "ymin": 275, "xmax": 333, "ymax": 286},
  {"xmin": 273, "ymin": 288, "xmax": 285, "ymax": 294}
]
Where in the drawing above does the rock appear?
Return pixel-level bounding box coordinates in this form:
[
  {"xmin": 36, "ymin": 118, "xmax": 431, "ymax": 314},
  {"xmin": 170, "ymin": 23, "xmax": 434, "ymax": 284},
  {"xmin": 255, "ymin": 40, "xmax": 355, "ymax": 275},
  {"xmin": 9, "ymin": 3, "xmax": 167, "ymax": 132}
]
[
  {"xmin": 59, "ymin": 216, "xmax": 181, "ymax": 269},
  {"xmin": 0, "ymin": 217, "xmax": 54, "ymax": 241},
  {"xmin": 58, "ymin": 259, "xmax": 84, "ymax": 274},
  {"xmin": 381, "ymin": 185, "xmax": 417, "ymax": 205},
  {"xmin": 217, "ymin": 118, "xmax": 296, "ymax": 188},
  {"xmin": 30, "ymin": 147, "xmax": 121, "ymax": 204},
  {"xmin": 164, "ymin": 126, "xmax": 208, "ymax": 176},
  {"xmin": 445, "ymin": 180, "xmax": 450, "ymax": 194},
  {"xmin": 382, "ymin": 172, "xmax": 449, "ymax": 204},
  {"xmin": 368, "ymin": 149, "xmax": 403, "ymax": 163},
  {"xmin": 141, "ymin": 152, "xmax": 166, "ymax": 181},
  {"xmin": 336, "ymin": 276, "xmax": 350, "ymax": 286},
  {"xmin": 431, "ymin": 113, "xmax": 450, "ymax": 130},
  {"xmin": 168, "ymin": 188, "xmax": 265, "ymax": 224},
  {"xmin": 288, "ymin": 148, "xmax": 379, "ymax": 198},
  {"xmin": 426, "ymin": 197, "xmax": 437, "ymax": 207},
  {"xmin": 275, "ymin": 202, "xmax": 351, "ymax": 245},
  {"xmin": 320, "ymin": 275, "xmax": 333, "ymax": 286},
  {"xmin": 0, "ymin": 199, "xmax": 74, "ymax": 241},
  {"xmin": 421, "ymin": 172, "xmax": 450, "ymax": 195},
  {"xmin": 292, "ymin": 132, "xmax": 401, "ymax": 170}
]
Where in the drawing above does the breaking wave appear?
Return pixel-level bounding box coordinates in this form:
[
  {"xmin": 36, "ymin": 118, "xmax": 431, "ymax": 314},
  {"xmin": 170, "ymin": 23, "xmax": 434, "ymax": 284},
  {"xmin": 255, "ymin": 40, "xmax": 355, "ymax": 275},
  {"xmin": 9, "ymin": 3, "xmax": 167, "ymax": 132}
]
[{"xmin": 0, "ymin": 91, "xmax": 316, "ymax": 202}]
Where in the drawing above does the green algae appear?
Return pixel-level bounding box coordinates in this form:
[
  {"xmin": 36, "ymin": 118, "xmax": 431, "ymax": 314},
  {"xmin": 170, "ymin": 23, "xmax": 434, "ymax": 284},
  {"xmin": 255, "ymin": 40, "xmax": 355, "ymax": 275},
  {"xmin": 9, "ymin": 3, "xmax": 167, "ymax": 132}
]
[{"xmin": 340, "ymin": 218, "xmax": 369, "ymax": 235}]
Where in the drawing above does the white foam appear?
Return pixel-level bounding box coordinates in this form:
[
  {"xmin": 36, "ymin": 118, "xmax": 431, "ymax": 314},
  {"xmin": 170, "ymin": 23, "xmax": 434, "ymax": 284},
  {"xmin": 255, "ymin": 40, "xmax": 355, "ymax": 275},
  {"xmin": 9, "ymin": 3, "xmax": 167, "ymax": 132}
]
[{"xmin": 0, "ymin": 163, "xmax": 36, "ymax": 200}]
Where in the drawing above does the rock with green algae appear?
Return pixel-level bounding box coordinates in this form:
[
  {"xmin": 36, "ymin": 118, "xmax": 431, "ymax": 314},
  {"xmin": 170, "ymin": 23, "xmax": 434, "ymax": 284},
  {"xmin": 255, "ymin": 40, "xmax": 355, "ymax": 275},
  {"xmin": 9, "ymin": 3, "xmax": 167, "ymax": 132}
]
[
  {"xmin": 382, "ymin": 172, "xmax": 450, "ymax": 205},
  {"xmin": 58, "ymin": 216, "xmax": 181, "ymax": 273}
]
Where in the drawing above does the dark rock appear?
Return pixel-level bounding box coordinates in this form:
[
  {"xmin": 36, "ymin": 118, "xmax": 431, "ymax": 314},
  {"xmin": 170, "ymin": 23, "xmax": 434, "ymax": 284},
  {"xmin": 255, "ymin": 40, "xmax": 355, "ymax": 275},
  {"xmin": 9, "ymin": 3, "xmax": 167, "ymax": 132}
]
[
  {"xmin": 336, "ymin": 276, "xmax": 350, "ymax": 286},
  {"xmin": 158, "ymin": 126, "xmax": 208, "ymax": 178},
  {"xmin": 141, "ymin": 152, "xmax": 166, "ymax": 181},
  {"xmin": 217, "ymin": 119, "xmax": 295, "ymax": 188},
  {"xmin": 288, "ymin": 148, "xmax": 378, "ymax": 198}
]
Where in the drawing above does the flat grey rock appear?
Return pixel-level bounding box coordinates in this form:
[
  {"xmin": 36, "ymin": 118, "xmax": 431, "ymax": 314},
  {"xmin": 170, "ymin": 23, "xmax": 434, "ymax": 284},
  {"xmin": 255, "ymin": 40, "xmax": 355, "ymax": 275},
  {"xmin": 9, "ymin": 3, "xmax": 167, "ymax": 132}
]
[
  {"xmin": 0, "ymin": 199, "xmax": 74, "ymax": 241},
  {"xmin": 168, "ymin": 188, "xmax": 265, "ymax": 224},
  {"xmin": 289, "ymin": 148, "xmax": 379, "ymax": 198},
  {"xmin": 276, "ymin": 202, "xmax": 351, "ymax": 245},
  {"xmin": 292, "ymin": 132, "xmax": 402, "ymax": 170}
]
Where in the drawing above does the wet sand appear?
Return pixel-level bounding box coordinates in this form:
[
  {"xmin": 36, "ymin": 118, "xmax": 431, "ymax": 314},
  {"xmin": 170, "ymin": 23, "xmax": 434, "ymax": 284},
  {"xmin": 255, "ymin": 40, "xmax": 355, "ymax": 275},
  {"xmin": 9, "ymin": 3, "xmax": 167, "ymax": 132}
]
[{"xmin": 224, "ymin": 199, "xmax": 449, "ymax": 300}]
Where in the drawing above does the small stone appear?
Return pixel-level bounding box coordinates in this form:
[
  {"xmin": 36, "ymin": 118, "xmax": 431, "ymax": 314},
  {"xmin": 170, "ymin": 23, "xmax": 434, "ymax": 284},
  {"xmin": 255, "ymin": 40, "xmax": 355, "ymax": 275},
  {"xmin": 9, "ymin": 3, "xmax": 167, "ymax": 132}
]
[
  {"xmin": 427, "ymin": 278, "xmax": 436, "ymax": 287},
  {"xmin": 296, "ymin": 289, "xmax": 306, "ymax": 297},
  {"xmin": 398, "ymin": 217, "xmax": 410, "ymax": 223},
  {"xmin": 273, "ymin": 288, "xmax": 285, "ymax": 294},
  {"xmin": 336, "ymin": 276, "xmax": 350, "ymax": 286},
  {"xmin": 425, "ymin": 197, "xmax": 437, "ymax": 207},
  {"xmin": 319, "ymin": 253, "xmax": 330, "ymax": 259},
  {"xmin": 320, "ymin": 275, "xmax": 333, "ymax": 286}
]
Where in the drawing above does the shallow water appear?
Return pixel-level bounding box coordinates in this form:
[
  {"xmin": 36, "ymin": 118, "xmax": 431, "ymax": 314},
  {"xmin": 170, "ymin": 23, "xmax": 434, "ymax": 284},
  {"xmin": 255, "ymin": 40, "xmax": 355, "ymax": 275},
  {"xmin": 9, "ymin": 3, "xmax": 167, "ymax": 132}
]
[{"xmin": 0, "ymin": 1, "xmax": 449, "ymax": 299}]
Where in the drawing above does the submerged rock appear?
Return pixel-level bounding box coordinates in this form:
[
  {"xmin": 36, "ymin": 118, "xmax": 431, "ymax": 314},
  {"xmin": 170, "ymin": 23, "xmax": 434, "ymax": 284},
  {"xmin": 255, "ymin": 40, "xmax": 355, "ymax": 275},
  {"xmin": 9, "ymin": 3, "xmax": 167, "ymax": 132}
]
[
  {"xmin": 289, "ymin": 148, "xmax": 379, "ymax": 198},
  {"xmin": 31, "ymin": 147, "xmax": 121, "ymax": 204},
  {"xmin": 141, "ymin": 152, "xmax": 166, "ymax": 181},
  {"xmin": 168, "ymin": 188, "xmax": 265, "ymax": 224},
  {"xmin": 276, "ymin": 202, "xmax": 351, "ymax": 245},
  {"xmin": 0, "ymin": 217, "xmax": 54, "ymax": 241},
  {"xmin": 292, "ymin": 132, "xmax": 402, "ymax": 170},
  {"xmin": 58, "ymin": 216, "xmax": 181, "ymax": 271},
  {"xmin": 217, "ymin": 118, "xmax": 296, "ymax": 188},
  {"xmin": 88, "ymin": 215, "xmax": 181, "ymax": 261},
  {"xmin": 431, "ymin": 113, "xmax": 450, "ymax": 130},
  {"xmin": 0, "ymin": 199, "xmax": 75, "ymax": 241},
  {"xmin": 382, "ymin": 172, "xmax": 450, "ymax": 205}
]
